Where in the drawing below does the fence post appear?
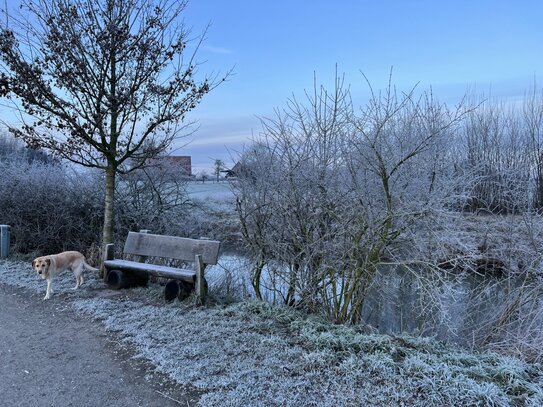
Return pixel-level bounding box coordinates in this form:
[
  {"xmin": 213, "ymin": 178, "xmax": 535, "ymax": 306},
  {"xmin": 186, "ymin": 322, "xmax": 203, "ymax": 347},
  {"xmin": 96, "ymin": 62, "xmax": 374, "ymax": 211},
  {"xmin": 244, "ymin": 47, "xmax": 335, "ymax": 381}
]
[{"xmin": 0, "ymin": 225, "xmax": 10, "ymax": 258}]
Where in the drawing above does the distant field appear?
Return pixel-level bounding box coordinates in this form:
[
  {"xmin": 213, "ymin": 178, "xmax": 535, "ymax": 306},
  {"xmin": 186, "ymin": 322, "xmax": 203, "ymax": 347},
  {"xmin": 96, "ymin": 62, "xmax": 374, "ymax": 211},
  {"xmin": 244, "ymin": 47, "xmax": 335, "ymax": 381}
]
[{"xmin": 185, "ymin": 180, "xmax": 233, "ymax": 200}]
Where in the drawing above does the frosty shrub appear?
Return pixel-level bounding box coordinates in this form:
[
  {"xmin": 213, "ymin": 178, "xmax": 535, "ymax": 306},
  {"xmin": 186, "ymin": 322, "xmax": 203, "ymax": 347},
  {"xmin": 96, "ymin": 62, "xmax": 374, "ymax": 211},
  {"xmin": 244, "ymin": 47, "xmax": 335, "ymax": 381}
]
[
  {"xmin": 233, "ymin": 76, "xmax": 543, "ymax": 360},
  {"xmin": 0, "ymin": 155, "xmax": 104, "ymax": 255},
  {"xmin": 456, "ymin": 98, "xmax": 532, "ymax": 214},
  {"xmin": 233, "ymin": 74, "xmax": 472, "ymax": 324},
  {"xmin": 0, "ymin": 131, "xmax": 52, "ymax": 164}
]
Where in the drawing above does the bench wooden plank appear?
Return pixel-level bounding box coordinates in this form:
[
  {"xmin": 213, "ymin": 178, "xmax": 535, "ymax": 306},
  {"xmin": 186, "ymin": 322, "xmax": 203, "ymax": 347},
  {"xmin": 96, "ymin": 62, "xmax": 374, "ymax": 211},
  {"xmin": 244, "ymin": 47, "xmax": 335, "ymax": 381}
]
[
  {"xmin": 123, "ymin": 232, "xmax": 220, "ymax": 264},
  {"xmin": 104, "ymin": 259, "xmax": 196, "ymax": 283}
]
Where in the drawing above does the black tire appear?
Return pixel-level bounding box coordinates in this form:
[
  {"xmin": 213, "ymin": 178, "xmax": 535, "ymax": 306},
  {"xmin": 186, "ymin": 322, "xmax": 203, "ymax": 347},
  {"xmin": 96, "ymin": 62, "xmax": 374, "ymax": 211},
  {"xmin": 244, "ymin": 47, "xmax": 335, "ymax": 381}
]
[
  {"xmin": 106, "ymin": 269, "xmax": 149, "ymax": 290},
  {"xmin": 177, "ymin": 280, "xmax": 194, "ymax": 301},
  {"xmin": 106, "ymin": 269, "xmax": 124, "ymax": 290},
  {"xmin": 164, "ymin": 280, "xmax": 180, "ymax": 302}
]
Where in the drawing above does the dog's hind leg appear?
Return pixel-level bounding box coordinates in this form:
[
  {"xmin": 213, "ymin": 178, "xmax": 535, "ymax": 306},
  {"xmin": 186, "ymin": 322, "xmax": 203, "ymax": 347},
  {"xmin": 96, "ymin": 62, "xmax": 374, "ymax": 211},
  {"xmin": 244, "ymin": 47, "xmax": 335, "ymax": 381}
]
[{"xmin": 74, "ymin": 263, "xmax": 84, "ymax": 289}]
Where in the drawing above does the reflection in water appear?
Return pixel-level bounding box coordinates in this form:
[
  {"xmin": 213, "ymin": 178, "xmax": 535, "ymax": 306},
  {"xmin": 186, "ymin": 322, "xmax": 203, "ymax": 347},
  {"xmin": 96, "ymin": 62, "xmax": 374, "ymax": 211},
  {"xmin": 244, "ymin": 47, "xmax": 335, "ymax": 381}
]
[
  {"xmin": 361, "ymin": 267, "xmax": 538, "ymax": 346},
  {"xmin": 208, "ymin": 255, "xmax": 543, "ymax": 348}
]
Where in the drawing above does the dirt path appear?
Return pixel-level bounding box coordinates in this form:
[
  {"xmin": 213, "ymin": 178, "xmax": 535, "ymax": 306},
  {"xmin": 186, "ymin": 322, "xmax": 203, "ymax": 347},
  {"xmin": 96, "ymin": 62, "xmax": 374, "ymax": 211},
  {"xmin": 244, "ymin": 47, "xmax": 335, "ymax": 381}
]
[{"xmin": 0, "ymin": 283, "xmax": 196, "ymax": 407}]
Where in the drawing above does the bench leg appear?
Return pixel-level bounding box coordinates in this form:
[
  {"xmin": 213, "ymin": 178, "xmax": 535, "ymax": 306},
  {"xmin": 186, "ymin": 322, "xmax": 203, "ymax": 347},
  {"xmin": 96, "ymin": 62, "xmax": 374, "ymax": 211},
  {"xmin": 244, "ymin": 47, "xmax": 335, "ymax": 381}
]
[
  {"xmin": 164, "ymin": 280, "xmax": 179, "ymax": 302},
  {"xmin": 106, "ymin": 269, "xmax": 149, "ymax": 289}
]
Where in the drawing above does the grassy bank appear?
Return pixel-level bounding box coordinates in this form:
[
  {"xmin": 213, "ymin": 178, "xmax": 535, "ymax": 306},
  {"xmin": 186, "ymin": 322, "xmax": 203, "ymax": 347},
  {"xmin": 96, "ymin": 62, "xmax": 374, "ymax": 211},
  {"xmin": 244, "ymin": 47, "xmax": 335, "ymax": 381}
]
[{"xmin": 1, "ymin": 259, "xmax": 542, "ymax": 406}]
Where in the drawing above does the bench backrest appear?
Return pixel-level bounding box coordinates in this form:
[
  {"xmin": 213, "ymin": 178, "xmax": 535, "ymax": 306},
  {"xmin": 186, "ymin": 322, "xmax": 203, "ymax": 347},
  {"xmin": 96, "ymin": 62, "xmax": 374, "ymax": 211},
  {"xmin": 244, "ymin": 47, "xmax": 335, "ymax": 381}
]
[{"xmin": 123, "ymin": 232, "xmax": 220, "ymax": 265}]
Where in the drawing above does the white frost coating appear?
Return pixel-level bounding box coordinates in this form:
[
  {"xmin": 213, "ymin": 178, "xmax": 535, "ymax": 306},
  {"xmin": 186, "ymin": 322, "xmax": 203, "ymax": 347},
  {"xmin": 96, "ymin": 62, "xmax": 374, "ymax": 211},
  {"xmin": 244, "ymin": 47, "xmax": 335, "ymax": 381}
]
[
  {"xmin": 0, "ymin": 259, "xmax": 105, "ymax": 296},
  {"xmin": 2, "ymin": 259, "xmax": 542, "ymax": 406},
  {"xmin": 72, "ymin": 298, "xmax": 543, "ymax": 406}
]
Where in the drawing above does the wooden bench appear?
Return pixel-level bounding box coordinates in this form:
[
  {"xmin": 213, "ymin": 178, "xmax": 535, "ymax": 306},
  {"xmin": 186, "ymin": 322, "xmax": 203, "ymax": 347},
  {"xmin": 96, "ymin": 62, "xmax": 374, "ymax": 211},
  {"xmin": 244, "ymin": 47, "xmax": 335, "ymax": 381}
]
[{"xmin": 103, "ymin": 231, "xmax": 220, "ymax": 302}]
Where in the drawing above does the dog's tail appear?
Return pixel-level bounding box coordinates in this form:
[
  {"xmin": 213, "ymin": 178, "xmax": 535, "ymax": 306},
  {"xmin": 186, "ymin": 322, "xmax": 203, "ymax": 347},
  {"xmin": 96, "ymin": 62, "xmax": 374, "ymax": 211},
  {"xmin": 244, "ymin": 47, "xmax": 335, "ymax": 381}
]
[{"xmin": 83, "ymin": 261, "xmax": 100, "ymax": 272}]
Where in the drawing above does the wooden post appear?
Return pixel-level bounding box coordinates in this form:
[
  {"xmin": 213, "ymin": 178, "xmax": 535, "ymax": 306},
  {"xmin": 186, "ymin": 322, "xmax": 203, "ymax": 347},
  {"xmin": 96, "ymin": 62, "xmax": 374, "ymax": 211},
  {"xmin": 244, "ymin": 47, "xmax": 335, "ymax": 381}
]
[
  {"xmin": 105, "ymin": 243, "xmax": 115, "ymax": 261},
  {"xmin": 195, "ymin": 254, "xmax": 205, "ymax": 304},
  {"xmin": 102, "ymin": 243, "xmax": 115, "ymax": 280}
]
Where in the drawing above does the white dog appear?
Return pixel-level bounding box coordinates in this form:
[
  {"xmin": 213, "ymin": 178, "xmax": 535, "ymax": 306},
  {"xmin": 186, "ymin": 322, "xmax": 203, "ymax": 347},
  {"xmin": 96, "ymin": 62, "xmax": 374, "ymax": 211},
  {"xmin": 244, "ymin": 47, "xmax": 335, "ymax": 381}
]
[{"xmin": 32, "ymin": 251, "xmax": 99, "ymax": 300}]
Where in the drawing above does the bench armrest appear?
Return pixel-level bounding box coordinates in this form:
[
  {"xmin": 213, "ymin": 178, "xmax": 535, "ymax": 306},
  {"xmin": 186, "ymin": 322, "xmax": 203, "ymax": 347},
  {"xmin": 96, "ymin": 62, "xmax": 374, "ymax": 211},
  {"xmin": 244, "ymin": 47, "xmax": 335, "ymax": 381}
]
[{"xmin": 104, "ymin": 243, "xmax": 115, "ymax": 261}]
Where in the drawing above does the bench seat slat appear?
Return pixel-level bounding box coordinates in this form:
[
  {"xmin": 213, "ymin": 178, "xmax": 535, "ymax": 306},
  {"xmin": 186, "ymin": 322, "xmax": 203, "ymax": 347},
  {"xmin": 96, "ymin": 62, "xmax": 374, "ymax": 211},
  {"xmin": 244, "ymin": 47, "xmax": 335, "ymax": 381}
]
[{"xmin": 104, "ymin": 259, "xmax": 196, "ymax": 283}]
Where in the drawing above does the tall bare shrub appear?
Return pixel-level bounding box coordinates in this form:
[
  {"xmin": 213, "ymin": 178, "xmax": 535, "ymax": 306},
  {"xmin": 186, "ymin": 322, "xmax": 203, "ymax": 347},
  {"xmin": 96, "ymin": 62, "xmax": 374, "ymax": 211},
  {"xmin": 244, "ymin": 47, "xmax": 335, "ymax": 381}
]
[{"xmin": 233, "ymin": 74, "xmax": 470, "ymax": 323}]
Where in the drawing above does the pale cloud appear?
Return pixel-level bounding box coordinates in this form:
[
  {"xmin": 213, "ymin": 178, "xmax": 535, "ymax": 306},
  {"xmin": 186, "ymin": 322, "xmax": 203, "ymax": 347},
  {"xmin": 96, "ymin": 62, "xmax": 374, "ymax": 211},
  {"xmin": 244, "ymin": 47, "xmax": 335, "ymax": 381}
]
[
  {"xmin": 203, "ymin": 45, "xmax": 234, "ymax": 55},
  {"xmin": 188, "ymin": 132, "xmax": 251, "ymax": 147}
]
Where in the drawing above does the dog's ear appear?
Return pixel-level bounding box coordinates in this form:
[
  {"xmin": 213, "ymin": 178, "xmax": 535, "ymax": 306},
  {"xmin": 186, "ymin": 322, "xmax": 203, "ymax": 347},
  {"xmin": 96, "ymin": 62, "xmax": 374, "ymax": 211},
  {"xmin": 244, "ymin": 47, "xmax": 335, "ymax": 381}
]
[
  {"xmin": 31, "ymin": 260, "xmax": 35, "ymax": 267},
  {"xmin": 46, "ymin": 258, "xmax": 51, "ymax": 266}
]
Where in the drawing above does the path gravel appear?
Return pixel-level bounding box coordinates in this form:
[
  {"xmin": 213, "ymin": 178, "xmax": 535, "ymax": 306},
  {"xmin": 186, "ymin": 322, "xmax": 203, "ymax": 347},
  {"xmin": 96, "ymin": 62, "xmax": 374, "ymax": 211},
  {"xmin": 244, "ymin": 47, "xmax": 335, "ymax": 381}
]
[{"xmin": 0, "ymin": 283, "xmax": 197, "ymax": 407}]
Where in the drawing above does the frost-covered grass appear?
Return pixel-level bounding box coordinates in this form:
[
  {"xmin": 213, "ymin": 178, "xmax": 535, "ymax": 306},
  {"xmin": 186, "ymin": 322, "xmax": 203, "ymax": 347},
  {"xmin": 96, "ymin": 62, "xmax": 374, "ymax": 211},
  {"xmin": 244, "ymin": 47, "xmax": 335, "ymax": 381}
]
[
  {"xmin": 0, "ymin": 258, "xmax": 105, "ymax": 298},
  {"xmin": 186, "ymin": 180, "xmax": 233, "ymax": 201},
  {"xmin": 1, "ymin": 259, "xmax": 542, "ymax": 406}
]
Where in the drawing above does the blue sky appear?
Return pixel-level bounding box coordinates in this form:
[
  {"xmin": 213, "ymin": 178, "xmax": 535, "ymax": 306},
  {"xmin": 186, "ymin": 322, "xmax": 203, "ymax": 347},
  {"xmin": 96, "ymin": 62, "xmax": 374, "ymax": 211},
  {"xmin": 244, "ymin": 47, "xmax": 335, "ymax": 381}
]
[{"xmin": 179, "ymin": 0, "xmax": 543, "ymax": 173}]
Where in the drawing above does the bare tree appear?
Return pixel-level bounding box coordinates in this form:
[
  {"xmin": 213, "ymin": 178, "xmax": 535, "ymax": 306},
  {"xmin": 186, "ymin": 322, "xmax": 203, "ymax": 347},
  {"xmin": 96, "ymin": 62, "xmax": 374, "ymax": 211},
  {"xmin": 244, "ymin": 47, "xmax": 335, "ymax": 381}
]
[
  {"xmin": 213, "ymin": 158, "xmax": 225, "ymax": 182},
  {"xmin": 0, "ymin": 0, "xmax": 225, "ymax": 254}
]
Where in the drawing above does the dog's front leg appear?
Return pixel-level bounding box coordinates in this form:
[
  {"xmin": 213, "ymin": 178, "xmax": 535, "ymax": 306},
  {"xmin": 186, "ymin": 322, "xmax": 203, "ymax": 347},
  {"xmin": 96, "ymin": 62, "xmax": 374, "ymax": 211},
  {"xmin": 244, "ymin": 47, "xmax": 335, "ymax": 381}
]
[{"xmin": 44, "ymin": 278, "xmax": 53, "ymax": 300}]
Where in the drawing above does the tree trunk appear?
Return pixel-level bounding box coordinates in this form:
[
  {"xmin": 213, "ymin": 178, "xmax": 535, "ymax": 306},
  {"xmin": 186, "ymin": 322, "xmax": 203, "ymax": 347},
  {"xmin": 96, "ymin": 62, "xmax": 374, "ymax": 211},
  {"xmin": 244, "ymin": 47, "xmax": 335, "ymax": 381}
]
[
  {"xmin": 102, "ymin": 161, "xmax": 116, "ymax": 278},
  {"xmin": 252, "ymin": 257, "xmax": 264, "ymax": 301},
  {"xmin": 104, "ymin": 23, "xmax": 118, "ymax": 252}
]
